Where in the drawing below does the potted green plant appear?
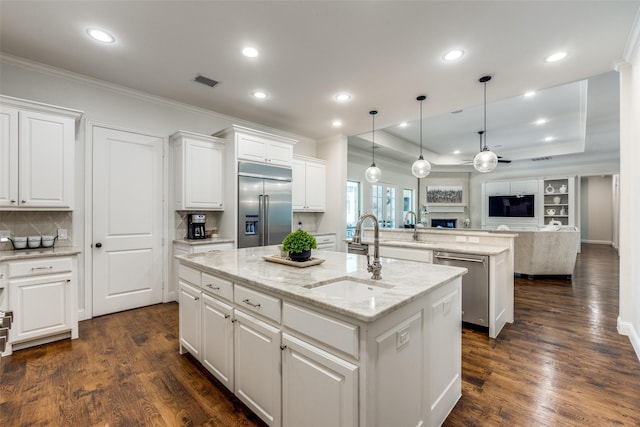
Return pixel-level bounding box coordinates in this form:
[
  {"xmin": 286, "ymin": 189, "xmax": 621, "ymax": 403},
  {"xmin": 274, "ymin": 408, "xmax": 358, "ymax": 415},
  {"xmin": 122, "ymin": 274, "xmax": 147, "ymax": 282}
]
[{"xmin": 281, "ymin": 230, "xmax": 317, "ymax": 262}]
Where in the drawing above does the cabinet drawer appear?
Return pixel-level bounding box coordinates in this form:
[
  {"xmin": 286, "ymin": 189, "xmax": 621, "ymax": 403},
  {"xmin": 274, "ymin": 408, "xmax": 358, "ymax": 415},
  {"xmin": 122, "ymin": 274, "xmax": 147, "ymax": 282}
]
[
  {"xmin": 202, "ymin": 272, "xmax": 233, "ymax": 302},
  {"xmin": 283, "ymin": 302, "xmax": 359, "ymax": 359},
  {"xmin": 178, "ymin": 264, "xmax": 201, "ymax": 287},
  {"xmin": 234, "ymin": 284, "xmax": 281, "ymax": 323},
  {"xmin": 192, "ymin": 243, "xmax": 234, "ymax": 253},
  {"xmin": 8, "ymin": 257, "xmax": 73, "ymax": 278}
]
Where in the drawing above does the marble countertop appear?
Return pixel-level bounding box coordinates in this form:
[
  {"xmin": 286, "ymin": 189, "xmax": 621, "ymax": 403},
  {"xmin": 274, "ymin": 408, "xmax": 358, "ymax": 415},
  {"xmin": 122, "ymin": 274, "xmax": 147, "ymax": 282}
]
[
  {"xmin": 173, "ymin": 237, "xmax": 235, "ymax": 246},
  {"xmin": 176, "ymin": 245, "xmax": 466, "ymax": 322},
  {"xmin": 0, "ymin": 246, "xmax": 81, "ymax": 261},
  {"xmin": 375, "ymin": 239, "xmax": 509, "ymax": 256}
]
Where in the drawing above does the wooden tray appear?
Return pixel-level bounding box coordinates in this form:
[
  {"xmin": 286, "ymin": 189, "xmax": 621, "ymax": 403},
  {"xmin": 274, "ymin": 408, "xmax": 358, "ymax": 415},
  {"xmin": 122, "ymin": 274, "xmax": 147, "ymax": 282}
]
[{"xmin": 263, "ymin": 254, "xmax": 325, "ymax": 268}]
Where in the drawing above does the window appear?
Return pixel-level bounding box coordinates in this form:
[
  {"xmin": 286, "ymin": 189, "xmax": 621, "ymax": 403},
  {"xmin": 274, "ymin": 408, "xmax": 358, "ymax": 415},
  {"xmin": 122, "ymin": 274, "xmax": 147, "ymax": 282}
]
[
  {"xmin": 346, "ymin": 181, "xmax": 360, "ymax": 239},
  {"xmin": 372, "ymin": 183, "xmax": 397, "ymax": 228},
  {"xmin": 403, "ymin": 188, "xmax": 415, "ymax": 225}
]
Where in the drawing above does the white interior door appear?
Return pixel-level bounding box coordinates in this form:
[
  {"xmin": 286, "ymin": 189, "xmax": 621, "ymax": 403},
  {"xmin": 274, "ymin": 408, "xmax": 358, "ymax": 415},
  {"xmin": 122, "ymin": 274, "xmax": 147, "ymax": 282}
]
[{"xmin": 92, "ymin": 126, "xmax": 163, "ymax": 316}]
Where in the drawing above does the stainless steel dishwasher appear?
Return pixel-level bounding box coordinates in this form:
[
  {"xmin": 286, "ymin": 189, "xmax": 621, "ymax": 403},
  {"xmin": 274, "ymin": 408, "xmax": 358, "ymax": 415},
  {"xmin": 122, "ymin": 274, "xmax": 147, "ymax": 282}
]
[{"xmin": 433, "ymin": 251, "xmax": 489, "ymax": 328}]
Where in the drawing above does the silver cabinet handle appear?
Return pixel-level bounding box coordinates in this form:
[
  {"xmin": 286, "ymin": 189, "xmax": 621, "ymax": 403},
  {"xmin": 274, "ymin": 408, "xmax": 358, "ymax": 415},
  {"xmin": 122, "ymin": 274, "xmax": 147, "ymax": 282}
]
[
  {"xmin": 206, "ymin": 284, "xmax": 220, "ymax": 290},
  {"xmin": 194, "ymin": 296, "xmax": 200, "ymax": 301},
  {"xmin": 242, "ymin": 298, "xmax": 261, "ymax": 308},
  {"xmin": 32, "ymin": 266, "xmax": 53, "ymax": 271},
  {"xmin": 224, "ymin": 314, "xmax": 230, "ymax": 319}
]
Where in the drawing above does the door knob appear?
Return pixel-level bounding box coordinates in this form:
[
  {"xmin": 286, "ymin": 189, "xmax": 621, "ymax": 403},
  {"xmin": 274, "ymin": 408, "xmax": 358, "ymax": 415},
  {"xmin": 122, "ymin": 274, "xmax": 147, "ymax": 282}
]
[{"xmin": 95, "ymin": 243, "xmax": 102, "ymax": 248}]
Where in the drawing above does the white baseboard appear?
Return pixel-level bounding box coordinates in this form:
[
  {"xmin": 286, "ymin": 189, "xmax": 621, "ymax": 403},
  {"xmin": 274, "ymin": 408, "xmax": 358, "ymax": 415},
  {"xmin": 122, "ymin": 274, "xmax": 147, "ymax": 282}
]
[
  {"xmin": 580, "ymin": 239, "xmax": 614, "ymax": 245},
  {"xmin": 617, "ymin": 316, "xmax": 640, "ymax": 362}
]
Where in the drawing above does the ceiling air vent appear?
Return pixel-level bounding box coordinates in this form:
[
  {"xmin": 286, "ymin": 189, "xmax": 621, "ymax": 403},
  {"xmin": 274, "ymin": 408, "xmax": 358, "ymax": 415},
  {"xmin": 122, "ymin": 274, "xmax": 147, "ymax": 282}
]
[
  {"xmin": 531, "ymin": 156, "xmax": 552, "ymax": 161},
  {"xmin": 194, "ymin": 75, "xmax": 219, "ymax": 88}
]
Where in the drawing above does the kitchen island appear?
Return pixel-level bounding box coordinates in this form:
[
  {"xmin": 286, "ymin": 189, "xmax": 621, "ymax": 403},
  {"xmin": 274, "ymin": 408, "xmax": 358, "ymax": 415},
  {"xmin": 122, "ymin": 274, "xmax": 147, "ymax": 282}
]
[{"xmin": 176, "ymin": 245, "xmax": 466, "ymax": 427}]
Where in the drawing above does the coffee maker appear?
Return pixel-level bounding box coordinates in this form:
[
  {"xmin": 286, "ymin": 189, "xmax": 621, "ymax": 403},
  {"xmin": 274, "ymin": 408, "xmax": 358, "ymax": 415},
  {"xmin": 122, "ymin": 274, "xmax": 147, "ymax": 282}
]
[{"xmin": 187, "ymin": 213, "xmax": 206, "ymax": 239}]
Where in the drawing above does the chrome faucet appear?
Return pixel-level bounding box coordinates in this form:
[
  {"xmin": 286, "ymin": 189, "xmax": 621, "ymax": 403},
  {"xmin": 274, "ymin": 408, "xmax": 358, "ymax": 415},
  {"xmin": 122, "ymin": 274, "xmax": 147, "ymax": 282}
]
[
  {"xmin": 404, "ymin": 210, "xmax": 419, "ymax": 241},
  {"xmin": 352, "ymin": 213, "xmax": 382, "ymax": 280}
]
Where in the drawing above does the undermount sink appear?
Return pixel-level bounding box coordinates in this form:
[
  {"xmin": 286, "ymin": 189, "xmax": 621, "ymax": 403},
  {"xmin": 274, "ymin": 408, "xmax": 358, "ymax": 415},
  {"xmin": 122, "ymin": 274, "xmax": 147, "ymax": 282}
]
[{"xmin": 304, "ymin": 277, "xmax": 393, "ymax": 301}]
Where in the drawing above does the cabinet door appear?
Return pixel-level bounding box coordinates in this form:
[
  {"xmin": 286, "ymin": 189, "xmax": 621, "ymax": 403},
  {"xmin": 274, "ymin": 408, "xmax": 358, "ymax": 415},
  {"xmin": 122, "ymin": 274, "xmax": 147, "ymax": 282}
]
[
  {"xmin": 202, "ymin": 293, "xmax": 234, "ymax": 391},
  {"xmin": 0, "ymin": 106, "xmax": 19, "ymax": 207},
  {"xmin": 510, "ymin": 179, "xmax": 538, "ymax": 195},
  {"xmin": 179, "ymin": 281, "xmax": 201, "ymax": 358},
  {"xmin": 234, "ymin": 309, "xmax": 281, "ymax": 427},
  {"xmin": 9, "ymin": 272, "xmax": 72, "ymax": 342},
  {"xmin": 237, "ymin": 134, "xmax": 268, "ymax": 163},
  {"xmin": 282, "ymin": 333, "xmax": 358, "ymax": 427},
  {"xmin": 18, "ymin": 110, "xmax": 74, "ymax": 208},
  {"xmin": 304, "ymin": 162, "xmax": 326, "ymax": 211},
  {"xmin": 291, "ymin": 159, "xmax": 306, "ymax": 210},
  {"xmin": 184, "ymin": 139, "xmax": 224, "ymax": 209},
  {"xmin": 266, "ymin": 140, "xmax": 293, "ymax": 166},
  {"xmin": 485, "ymin": 181, "xmax": 510, "ymax": 196}
]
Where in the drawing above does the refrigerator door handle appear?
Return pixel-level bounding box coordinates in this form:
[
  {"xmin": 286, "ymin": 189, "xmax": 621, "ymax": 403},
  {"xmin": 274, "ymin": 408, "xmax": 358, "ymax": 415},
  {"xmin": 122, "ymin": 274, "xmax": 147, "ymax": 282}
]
[
  {"xmin": 264, "ymin": 195, "xmax": 270, "ymax": 245},
  {"xmin": 258, "ymin": 194, "xmax": 264, "ymax": 246}
]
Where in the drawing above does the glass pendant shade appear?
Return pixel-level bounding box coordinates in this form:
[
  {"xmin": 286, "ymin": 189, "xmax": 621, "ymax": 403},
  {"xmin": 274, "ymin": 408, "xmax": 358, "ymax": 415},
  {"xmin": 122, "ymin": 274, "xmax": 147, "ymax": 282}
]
[
  {"xmin": 473, "ymin": 148, "xmax": 498, "ymax": 173},
  {"xmin": 365, "ymin": 164, "xmax": 381, "ymax": 183},
  {"xmin": 412, "ymin": 155, "xmax": 431, "ymax": 178}
]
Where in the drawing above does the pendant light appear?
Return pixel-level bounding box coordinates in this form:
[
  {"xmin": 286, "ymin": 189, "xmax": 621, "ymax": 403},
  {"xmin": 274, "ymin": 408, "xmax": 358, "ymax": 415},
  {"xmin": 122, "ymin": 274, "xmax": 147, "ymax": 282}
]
[
  {"xmin": 411, "ymin": 95, "xmax": 432, "ymax": 178},
  {"xmin": 365, "ymin": 110, "xmax": 381, "ymax": 183},
  {"xmin": 473, "ymin": 75, "xmax": 498, "ymax": 173}
]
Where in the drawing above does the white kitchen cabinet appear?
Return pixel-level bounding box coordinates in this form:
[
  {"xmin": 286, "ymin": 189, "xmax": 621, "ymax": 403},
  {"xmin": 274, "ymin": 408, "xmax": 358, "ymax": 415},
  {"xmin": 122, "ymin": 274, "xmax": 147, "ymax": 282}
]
[
  {"xmin": 171, "ymin": 131, "xmax": 225, "ymax": 210},
  {"xmin": 178, "ymin": 280, "xmax": 201, "ymax": 359},
  {"xmin": 292, "ymin": 156, "xmax": 326, "ymax": 212},
  {"xmin": 0, "ymin": 96, "xmax": 81, "ymax": 210},
  {"xmin": 5, "ymin": 255, "xmax": 78, "ymax": 353},
  {"xmin": 202, "ymin": 292, "xmax": 234, "ymax": 391},
  {"xmin": 234, "ymin": 308, "xmax": 282, "ymax": 427},
  {"xmin": 282, "ymin": 332, "xmax": 358, "ymax": 427},
  {"xmin": 314, "ymin": 234, "xmax": 337, "ymax": 251},
  {"xmin": 213, "ymin": 125, "xmax": 296, "ymax": 167},
  {"xmin": 485, "ymin": 179, "xmax": 537, "ymax": 196}
]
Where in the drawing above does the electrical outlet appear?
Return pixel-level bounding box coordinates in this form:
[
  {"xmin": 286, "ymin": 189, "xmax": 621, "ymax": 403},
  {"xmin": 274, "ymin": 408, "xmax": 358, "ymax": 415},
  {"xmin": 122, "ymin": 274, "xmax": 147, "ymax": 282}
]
[
  {"xmin": 0, "ymin": 230, "xmax": 10, "ymax": 238},
  {"xmin": 57, "ymin": 228, "xmax": 68, "ymax": 240}
]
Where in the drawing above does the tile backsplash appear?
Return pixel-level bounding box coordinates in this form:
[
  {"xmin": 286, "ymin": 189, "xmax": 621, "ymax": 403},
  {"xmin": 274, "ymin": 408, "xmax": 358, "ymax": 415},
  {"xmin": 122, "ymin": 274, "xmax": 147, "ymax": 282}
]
[{"xmin": 0, "ymin": 211, "xmax": 73, "ymax": 250}]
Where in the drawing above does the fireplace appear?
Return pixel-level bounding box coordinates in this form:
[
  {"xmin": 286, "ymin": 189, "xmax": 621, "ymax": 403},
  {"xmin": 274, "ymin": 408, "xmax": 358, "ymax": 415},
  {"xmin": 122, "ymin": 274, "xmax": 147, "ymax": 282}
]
[{"xmin": 431, "ymin": 219, "xmax": 457, "ymax": 228}]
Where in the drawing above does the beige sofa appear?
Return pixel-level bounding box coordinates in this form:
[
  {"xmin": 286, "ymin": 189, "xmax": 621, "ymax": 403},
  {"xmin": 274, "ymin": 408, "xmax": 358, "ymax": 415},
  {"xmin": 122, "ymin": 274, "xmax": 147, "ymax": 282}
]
[{"xmin": 510, "ymin": 227, "xmax": 580, "ymax": 278}]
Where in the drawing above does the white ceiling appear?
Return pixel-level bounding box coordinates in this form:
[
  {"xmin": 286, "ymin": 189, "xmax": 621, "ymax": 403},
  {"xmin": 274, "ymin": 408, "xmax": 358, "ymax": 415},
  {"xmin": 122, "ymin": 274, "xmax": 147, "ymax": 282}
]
[{"xmin": 1, "ymin": 1, "xmax": 638, "ymax": 168}]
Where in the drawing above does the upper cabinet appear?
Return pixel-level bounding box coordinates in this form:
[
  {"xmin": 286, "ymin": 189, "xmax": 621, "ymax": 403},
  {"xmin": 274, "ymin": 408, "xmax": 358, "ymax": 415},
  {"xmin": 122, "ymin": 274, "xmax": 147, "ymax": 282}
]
[
  {"xmin": 171, "ymin": 131, "xmax": 226, "ymax": 211},
  {"xmin": 292, "ymin": 156, "xmax": 326, "ymax": 212},
  {"xmin": 215, "ymin": 125, "xmax": 296, "ymax": 167},
  {"xmin": 0, "ymin": 96, "xmax": 82, "ymax": 210},
  {"xmin": 485, "ymin": 179, "xmax": 538, "ymax": 196}
]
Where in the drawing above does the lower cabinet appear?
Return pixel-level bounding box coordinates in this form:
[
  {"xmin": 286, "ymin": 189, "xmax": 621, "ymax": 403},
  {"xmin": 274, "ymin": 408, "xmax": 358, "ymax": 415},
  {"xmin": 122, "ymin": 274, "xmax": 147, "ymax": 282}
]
[
  {"xmin": 178, "ymin": 280, "xmax": 201, "ymax": 358},
  {"xmin": 4, "ymin": 255, "xmax": 79, "ymax": 354},
  {"xmin": 282, "ymin": 333, "xmax": 358, "ymax": 427},
  {"xmin": 177, "ymin": 262, "xmax": 461, "ymax": 427},
  {"xmin": 201, "ymin": 293, "xmax": 234, "ymax": 391},
  {"xmin": 234, "ymin": 309, "xmax": 282, "ymax": 426}
]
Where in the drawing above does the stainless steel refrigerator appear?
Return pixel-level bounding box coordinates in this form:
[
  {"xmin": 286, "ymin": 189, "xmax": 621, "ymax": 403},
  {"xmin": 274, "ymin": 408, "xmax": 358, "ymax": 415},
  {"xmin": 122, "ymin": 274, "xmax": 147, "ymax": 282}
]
[{"xmin": 238, "ymin": 161, "xmax": 292, "ymax": 248}]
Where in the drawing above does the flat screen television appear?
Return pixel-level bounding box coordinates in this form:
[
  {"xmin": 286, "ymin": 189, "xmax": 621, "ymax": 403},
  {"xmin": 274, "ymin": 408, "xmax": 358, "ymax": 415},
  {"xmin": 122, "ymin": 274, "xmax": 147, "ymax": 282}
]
[{"xmin": 488, "ymin": 194, "xmax": 535, "ymax": 217}]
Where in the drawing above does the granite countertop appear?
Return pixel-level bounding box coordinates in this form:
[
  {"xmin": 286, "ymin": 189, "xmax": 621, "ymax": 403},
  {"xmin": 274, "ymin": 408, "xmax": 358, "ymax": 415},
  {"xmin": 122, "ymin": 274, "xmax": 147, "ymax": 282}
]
[
  {"xmin": 176, "ymin": 245, "xmax": 466, "ymax": 322},
  {"xmin": 0, "ymin": 246, "xmax": 82, "ymax": 261},
  {"xmin": 173, "ymin": 237, "xmax": 235, "ymax": 246}
]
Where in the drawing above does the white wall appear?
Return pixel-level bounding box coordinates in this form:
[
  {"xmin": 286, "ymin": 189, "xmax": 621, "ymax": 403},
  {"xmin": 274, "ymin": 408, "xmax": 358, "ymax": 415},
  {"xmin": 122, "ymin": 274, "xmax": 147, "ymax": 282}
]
[
  {"xmin": 0, "ymin": 55, "xmax": 318, "ymax": 320},
  {"xmin": 580, "ymin": 175, "xmax": 614, "ymax": 244},
  {"xmin": 617, "ymin": 31, "xmax": 640, "ymax": 360}
]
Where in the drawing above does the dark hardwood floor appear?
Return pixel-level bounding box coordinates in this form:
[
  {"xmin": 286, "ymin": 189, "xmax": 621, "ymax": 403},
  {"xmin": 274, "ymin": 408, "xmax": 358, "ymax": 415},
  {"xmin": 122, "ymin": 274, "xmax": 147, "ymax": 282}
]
[{"xmin": 1, "ymin": 244, "xmax": 638, "ymax": 426}]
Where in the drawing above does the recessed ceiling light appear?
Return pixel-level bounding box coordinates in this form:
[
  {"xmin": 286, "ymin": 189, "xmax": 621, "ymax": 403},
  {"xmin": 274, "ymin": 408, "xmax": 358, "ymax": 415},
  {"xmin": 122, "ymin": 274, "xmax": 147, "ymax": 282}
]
[
  {"xmin": 545, "ymin": 52, "xmax": 567, "ymax": 63},
  {"xmin": 398, "ymin": 122, "xmax": 408, "ymax": 128},
  {"xmin": 524, "ymin": 91, "xmax": 536, "ymax": 97},
  {"xmin": 242, "ymin": 47, "xmax": 259, "ymax": 58},
  {"xmin": 443, "ymin": 49, "xmax": 464, "ymax": 61},
  {"xmin": 544, "ymin": 136, "xmax": 554, "ymax": 142},
  {"xmin": 332, "ymin": 120, "xmax": 342, "ymax": 127},
  {"xmin": 253, "ymin": 91, "xmax": 267, "ymax": 99},
  {"xmin": 87, "ymin": 28, "xmax": 115, "ymax": 43},
  {"xmin": 453, "ymin": 150, "xmax": 461, "ymax": 155},
  {"xmin": 535, "ymin": 118, "xmax": 547, "ymax": 125},
  {"xmin": 334, "ymin": 93, "xmax": 352, "ymax": 102}
]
